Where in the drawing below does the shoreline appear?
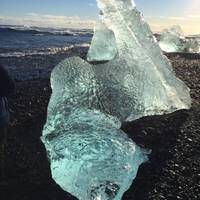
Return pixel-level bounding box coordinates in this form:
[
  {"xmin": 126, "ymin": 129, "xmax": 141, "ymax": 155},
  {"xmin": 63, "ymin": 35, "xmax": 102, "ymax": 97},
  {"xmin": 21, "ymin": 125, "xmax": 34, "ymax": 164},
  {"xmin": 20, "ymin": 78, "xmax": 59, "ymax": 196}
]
[
  {"xmin": 1, "ymin": 47, "xmax": 200, "ymax": 81},
  {"xmin": 0, "ymin": 46, "xmax": 89, "ymax": 81}
]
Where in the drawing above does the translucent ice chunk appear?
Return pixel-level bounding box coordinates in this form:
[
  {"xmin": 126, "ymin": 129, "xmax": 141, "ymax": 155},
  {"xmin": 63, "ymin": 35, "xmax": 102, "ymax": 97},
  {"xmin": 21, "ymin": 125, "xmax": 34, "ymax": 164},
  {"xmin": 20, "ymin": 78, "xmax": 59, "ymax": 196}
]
[
  {"xmin": 187, "ymin": 38, "xmax": 200, "ymax": 53},
  {"xmin": 95, "ymin": 1, "xmax": 191, "ymax": 119},
  {"xmin": 87, "ymin": 22, "xmax": 118, "ymax": 61},
  {"xmin": 165, "ymin": 25, "xmax": 185, "ymax": 37},
  {"xmin": 42, "ymin": 0, "xmax": 191, "ymax": 200},
  {"xmin": 42, "ymin": 57, "xmax": 149, "ymax": 200},
  {"xmin": 158, "ymin": 26, "xmax": 200, "ymax": 53},
  {"xmin": 158, "ymin": 26, "xmax": 187, "ymax": 52}
]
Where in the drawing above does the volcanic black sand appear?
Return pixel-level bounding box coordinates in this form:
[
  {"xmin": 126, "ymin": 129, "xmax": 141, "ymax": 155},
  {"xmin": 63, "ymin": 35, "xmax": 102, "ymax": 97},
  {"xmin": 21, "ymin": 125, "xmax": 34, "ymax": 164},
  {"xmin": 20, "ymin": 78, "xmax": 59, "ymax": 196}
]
[{"xmin": 0, "ymin": 52, "xmax": 199, "ymax": 200}]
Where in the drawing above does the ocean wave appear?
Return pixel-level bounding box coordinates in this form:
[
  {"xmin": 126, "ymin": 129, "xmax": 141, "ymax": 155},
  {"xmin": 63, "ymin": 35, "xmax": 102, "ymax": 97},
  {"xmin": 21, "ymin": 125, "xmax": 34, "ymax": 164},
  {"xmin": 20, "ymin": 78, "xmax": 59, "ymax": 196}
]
[
  {"xmin": 0, "ymin": 27, "xmax": 73, "ymax": 36},
  {"xmin": 0, "ymin": 25, "xmax": 93, "ymax": 36},
  {"xmin": 0, "ymin": 43, "xmax": 89, "ymax": 58}
]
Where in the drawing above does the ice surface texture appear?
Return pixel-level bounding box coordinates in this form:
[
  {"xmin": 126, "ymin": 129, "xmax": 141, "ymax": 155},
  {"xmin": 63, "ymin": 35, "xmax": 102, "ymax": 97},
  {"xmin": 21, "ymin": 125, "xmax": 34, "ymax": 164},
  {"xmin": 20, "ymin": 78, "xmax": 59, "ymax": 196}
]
[
  {"xmin": 42, "ymin": 57, "xmax": 149, "ymax": 200},
  {"xmin": 42, "ymin": 0, "xmax": 191, "ymax": 200}
]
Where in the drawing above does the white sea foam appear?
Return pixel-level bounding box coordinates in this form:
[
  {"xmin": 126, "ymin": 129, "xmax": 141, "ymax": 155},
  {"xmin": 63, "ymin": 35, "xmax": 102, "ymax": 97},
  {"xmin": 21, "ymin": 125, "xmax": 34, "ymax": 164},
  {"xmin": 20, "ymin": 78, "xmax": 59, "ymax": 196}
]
[{"xmin": 0, "ymin": 43, "xmax": 90, "ymax": 58}]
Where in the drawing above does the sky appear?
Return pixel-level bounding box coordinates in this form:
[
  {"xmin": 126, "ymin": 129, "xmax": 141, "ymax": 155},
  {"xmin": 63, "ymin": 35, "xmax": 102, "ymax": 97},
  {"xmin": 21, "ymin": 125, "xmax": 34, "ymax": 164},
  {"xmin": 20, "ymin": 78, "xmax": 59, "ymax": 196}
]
[{"xmin": 0, "ymin": 0, "xmax": 200, "ymax": 34}]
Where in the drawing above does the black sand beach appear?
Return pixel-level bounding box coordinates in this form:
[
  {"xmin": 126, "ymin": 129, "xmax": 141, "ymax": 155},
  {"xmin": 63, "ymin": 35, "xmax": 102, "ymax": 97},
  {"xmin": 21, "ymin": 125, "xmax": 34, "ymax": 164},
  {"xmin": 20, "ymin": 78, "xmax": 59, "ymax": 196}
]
[{"xmin": 0, "ymin": 50, "xmax": 199, "ymax": 200}]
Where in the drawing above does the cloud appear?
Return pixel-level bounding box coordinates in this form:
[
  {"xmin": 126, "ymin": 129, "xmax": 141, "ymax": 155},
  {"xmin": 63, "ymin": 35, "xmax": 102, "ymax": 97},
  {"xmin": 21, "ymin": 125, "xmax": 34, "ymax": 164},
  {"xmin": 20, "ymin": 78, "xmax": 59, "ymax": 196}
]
[
  {"xmin": 145, "ymin": 15, "xmax": 200, "ymax": 34},
  {"xmin": 88, "ymin": 3, "xmax": 95, "ymax": 7},
  {"xmin": 187, "ymin": 15, "xmax": 200, "ymax": 19},
  {"xmin": 0, "ymin": 13, "xmax": 96, "ymax": 29},
  {"xmin": 147, "ymin": 15, "xmax": 200, "ymax": 21},
  {"xmin": 167, "ymin": 17, "xmax": 186, "ymax": 21},
  {"xmin": 147, "ymin": 16, "xmax": 187, "ymax": 21},
  {"xmin": 1, "ymin": 13, "xmax": 199, "ymax": 34}
]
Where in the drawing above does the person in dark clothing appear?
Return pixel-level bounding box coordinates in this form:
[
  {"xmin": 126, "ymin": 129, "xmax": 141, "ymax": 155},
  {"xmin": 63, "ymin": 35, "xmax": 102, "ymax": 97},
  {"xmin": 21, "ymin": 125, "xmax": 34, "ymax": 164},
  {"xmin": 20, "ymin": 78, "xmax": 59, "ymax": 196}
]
[
  {"xmin": 0, "ymin": 64, "xmax": 15, "ymax": 178},
  {"xmin": 0, "ymin": 64, "xmax": 15, "ymax": 129},
  {"xmin": 0, "ymin": 65, "xmax": 15, "ymax": 98}
]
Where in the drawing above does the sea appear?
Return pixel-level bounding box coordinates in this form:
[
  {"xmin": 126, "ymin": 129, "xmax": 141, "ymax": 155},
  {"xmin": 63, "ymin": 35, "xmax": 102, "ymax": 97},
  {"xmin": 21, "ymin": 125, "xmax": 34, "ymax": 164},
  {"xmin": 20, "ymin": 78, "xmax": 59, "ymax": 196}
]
[
  {"xmin": 0, "ymin": 25, "xmax": 93, "ymax": 58},
  {"xmin": 0, "ymin": 25, "xmax": 93, "ymax": 80}
]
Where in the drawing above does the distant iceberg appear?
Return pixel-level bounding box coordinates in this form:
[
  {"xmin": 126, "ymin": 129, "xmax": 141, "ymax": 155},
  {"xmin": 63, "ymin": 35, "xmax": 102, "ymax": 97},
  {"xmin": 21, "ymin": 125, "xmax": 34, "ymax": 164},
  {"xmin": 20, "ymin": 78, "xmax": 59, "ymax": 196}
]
[
  {"xmin": 187, "ymin": 37, "xmax": 200, "ymax": 53},
  {"xmin": 158, "ymin": 25, "xmax": 200, "ymax": 53},
  {"xmin": 158, "ymin": 26, "xmax": 187, "ymax": 52}
]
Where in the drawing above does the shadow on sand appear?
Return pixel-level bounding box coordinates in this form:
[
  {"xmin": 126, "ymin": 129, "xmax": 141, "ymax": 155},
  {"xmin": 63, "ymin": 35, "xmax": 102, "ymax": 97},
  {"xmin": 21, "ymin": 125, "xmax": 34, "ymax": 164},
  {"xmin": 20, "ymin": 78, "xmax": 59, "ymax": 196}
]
[
  {"xmin": 122, "ymin": 109, "xmax": 189, "ymax": 200},
  {"xmin": 1, "ymin": 108, "xmax": 189, "ymax": 200}
]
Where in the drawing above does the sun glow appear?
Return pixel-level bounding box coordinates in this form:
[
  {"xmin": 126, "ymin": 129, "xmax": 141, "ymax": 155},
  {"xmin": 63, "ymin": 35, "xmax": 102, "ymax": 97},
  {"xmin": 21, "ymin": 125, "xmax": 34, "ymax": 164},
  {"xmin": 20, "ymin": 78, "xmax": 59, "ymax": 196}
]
[
  {"xmin": 145, "ymin": 0, "xmax": 200, "ymax": 34},
  {"xmin": 185, "ymin": 0, "xmax": 200, "ymax": 14}
]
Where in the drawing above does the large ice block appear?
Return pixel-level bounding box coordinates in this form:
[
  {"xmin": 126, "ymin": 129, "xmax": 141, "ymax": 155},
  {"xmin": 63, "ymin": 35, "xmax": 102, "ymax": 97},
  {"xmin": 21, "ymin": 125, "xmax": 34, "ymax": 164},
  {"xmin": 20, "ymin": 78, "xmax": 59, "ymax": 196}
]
[
  {"xmin": 95, "ymin": 1, "xmax": 191, "ymax": 119},
  {"xmin": 42, "ymin": 57, "xmax": 149, "ymax": 200},
  {"xmin": 42, "ymin": 0, "xmax": 191, "ymax": 200}
]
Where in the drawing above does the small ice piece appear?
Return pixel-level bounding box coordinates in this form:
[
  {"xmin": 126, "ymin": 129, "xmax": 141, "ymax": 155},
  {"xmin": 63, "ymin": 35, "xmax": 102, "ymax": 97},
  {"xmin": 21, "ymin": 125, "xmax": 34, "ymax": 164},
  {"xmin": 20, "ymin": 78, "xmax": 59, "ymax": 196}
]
[
  {"xmin": 87, "ymin": 22, "xmax": 118, "ymax": 61},
  {"xmin": 158, "ymin": 25, "xmax": 187, "ymax": 52},
  {"xmin": 159, "ymin": 26, "xmax": 200, "ymax": 53},
  {"xmin": 187, "ymin": 38, "xmax": 200, "ymax": 53}
]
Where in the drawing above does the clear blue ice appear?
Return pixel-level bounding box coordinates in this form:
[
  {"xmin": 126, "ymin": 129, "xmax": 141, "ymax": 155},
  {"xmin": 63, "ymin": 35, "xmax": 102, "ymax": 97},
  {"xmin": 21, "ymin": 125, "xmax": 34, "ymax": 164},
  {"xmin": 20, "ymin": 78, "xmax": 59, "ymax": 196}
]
[{"xmin": 42, "ymin": 0, "xmax": 191, "ymax": 200}]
